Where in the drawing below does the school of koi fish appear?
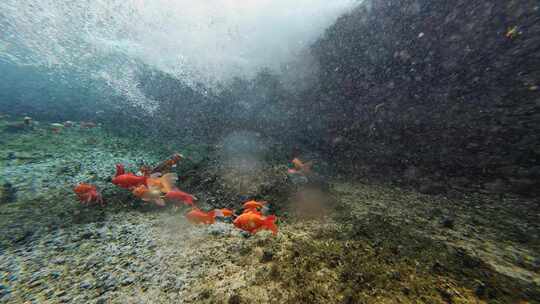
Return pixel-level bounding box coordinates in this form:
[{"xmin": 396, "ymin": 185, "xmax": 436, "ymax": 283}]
[{"xmin": 72, "ymin": 153, "xmax": 295, "ymax": 236}]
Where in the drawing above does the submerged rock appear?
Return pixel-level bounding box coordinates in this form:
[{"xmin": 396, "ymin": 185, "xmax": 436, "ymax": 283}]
[
  {"xmin": 0, "ymin": 182, "xmax": 17, "ymax": 204},
  {"xmin": 419, "ymin": 181, "xmax": 446, "ymax": 195}
]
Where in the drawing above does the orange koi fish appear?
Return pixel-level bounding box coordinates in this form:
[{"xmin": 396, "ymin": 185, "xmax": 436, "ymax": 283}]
[
  {"xmin": 112, "ymin": 173, "xmax": 147, "ymax": 189},
  {"xmin": 73, "ymin": 183, "xmax": 103, "ymax": 206},
  {"xmin": 288, "ymin": 158, "xmax": 313, "ymax": 175},
  {"xmin": 233, "ymin": 212, "xmax": 278, "ymax": 235},
  {"xmin": 243, "ymin": 208, "xmax": 262, "ymax": 216},
  {"xmin": 243, "ymin": 200, "xmax": 266, "ymax": 210},
  {"xmin": 165, "ymin": 189, "xmax": 196, "ymax": 206},
  {"xmin": 185, "ymin": 208, "xmax": 216, "ymax": 225}
]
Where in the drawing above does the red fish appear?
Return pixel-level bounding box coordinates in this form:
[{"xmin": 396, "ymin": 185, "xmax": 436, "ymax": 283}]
[
  {"xmin": 132, "ymin": 185, "xmax": 165, "ymax": 206},
  {"xmin": 215, "ymin": 208, "xmax": 234, "ymax": 217},
  {"xmin": 233, "ymin": 213, "xmax": 278, "ymax": 235},
  {"xmin": 185, "ymin": 208, "xmax": 216, "ymax": 225},
  {"xmin": 243, "ymin": 200, "xmax": 266, "ymax": 210},
  {"xmin": 73, "ymin": 183, "xmax": 103, "ymax": 206},
  {"xmin": 288, "ymin": 158, "xmax": 313, "ymax": 175},
  {"xmin": 165, "ymin": 189, "xmax": 196, "ymax": 206},
  {"xmin": 112, "ymin": 173, "xmax": 147, "ymax": 189},
  {"xmin": 243, "ymin": 208, "xmax": 262, "ymax": 216}
]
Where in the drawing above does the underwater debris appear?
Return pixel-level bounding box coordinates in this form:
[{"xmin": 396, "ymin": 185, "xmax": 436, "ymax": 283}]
[
  {"xmin": 151, "ymin": 152, "xmax": 183, "ymax": 174},
  {"xmin": 50, "ymin": 123, "xmax": 64, "ymax": 133},
  {"xmin": 506, "ymin": 26, "xmax": 521, "ymax": 39},
  {"xmin": 4, "ymin": 122, "xmax": 28, "ymax": 133},
  {"xmin": 23, "ymin": 116, "xmax": 32, "ymax": 126},
  {"xmin": 80, "ymin": 121, "xmax": 97, "ymax": 128}
]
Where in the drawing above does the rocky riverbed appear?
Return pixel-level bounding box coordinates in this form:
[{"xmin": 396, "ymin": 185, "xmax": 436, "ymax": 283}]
[{"xmin": 1, "ymin": 121, "xmax": 539, "ymax": 303}]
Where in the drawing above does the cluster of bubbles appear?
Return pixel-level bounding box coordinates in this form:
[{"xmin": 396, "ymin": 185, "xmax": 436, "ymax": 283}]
[{"xmin": 0, "ymin": 0, "xmax": 358, "ymax": 112}]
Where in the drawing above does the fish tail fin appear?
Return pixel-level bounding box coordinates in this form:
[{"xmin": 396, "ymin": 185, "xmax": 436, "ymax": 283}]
[
  {"xmin": 264, "ymin": 215, "xmax": 278, "ymax": 235},
  {"xmin": 160, "ymin": 173, "xmax": 178, "ymax": 193}
]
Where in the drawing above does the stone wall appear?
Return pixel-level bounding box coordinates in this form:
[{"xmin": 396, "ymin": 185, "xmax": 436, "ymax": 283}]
[{"xmin": 300, "ymin": 0, "xmax": 539, "ymax": 195}]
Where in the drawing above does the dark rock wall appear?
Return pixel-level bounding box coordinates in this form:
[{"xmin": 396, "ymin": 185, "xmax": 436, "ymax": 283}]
[{"xmin": 300, "ymin": 0, "xmax": 540, "ymax": 195}]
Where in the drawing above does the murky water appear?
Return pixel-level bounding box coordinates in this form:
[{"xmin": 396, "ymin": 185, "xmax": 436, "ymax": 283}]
[{"xmin": 1, "ymin": 1, "xmax": 539, "ymax": 303}]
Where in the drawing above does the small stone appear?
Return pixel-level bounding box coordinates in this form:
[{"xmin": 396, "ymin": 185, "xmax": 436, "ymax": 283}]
[
  {"xmin": 121, "ymin": 277, "xmax": 134, "ymax": 286},
  {"xmin": 49, "ymin": 271, "xmax": 61, "ymax": 279},
  {"xmin": 475, "ymin": 281, "xmax": 487, "ymax": 297},
  {"xmin": 95, "ymin": 296, "xmax": 108, "ymax": 304},
  {"xmin": 80, "ymin": 281, "xmax": 92, "ymax": 289},
  {"xmin": 80, "ymin": 231, "xmax": 93, "ymax": 240},
  {"xmin": 228, "ymin": 294, "xmax": 242, "ymax": 304},
  {"xmin": 441, "ymin": 216, "xmax": 455, "ymax": 229},
  {"xmin": 0, "ymin": 284, "xmax": 11, "ymax": 297},
  {"xmin": 6, "ymin": 274, "xmax": 17, "ymax": 282},
  {"xmin": 261, "ymin": 250, "xmax": 273, "ymax": 262},
  {"xmin": 99, "ymin": 277, "xmax": 117, "ymax": 293},
  {"xmin": 29, "ymin": 280, "xmax": 42, "ymax": 288}
]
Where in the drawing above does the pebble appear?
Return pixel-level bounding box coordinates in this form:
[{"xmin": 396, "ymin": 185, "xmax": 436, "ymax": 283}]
[
  {"xmin": 441, "ymin": 216, "xmax": 455, "ymax": 229},
  {"xmin": 7, "ymin": 274, "xmax": 18, "ymax": 282},
  {"xmin": 121, "ymin": 277, "xmax": 134, "ymax": 286},
  {"xmin": 261, "ymin": 250, "xmax": 274, "ymax": 262},
  {"xmin": 80, "ymin": 281, "xmax": 92, "ymax": 289},
  {"xmin": 104, "ymin": 278, "xmax": 117, "ymax": 291},
  {"xmin": 50, "ymin": 271, "xmax": 61, "ymax": 279},
  {"xmin": 28, "ymin": 279, "xmax": 42, "ymax": 288},
  {"xmin": 0, "ymin": 284, "xmax": 10, "ymax": 296}
]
